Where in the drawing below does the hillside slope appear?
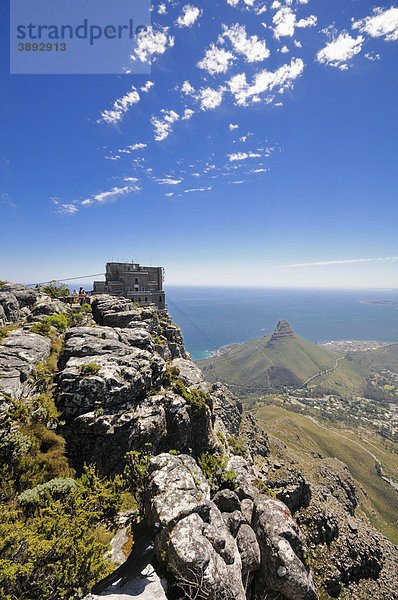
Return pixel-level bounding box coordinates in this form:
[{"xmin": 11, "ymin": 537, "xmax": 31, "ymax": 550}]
[{"xmin": 197, "ymin": 320, "xmax": 342, "ymax": 394}]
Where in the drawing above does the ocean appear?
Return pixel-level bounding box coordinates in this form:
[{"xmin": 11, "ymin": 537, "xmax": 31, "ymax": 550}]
[{"xmin": 164, "ymin": 287, "xmax": 398, "ymax": 362}]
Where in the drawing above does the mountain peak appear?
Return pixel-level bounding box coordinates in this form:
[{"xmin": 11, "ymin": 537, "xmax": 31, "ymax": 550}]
[{"xmin": 270, "ymin": 319, "xmax": 294, "ymax": 341}]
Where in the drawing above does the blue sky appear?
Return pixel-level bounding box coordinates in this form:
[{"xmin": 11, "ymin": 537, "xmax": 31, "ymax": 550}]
[{"xmin": 1, "ymin": 0, "xmax": 397, "ymax": 288}]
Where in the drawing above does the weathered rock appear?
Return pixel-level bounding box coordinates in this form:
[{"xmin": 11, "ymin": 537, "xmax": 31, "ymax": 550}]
[
  {"xmin": 148, "ymin": 453, "xmax": 246, "ymax": 600},
  {"xmin": 211, "ymin": 382, "xmax": 243, "ymax": 437},
  {"xmin": 0, "ymin": 292, "xmax": 20, "ymax": 323},
  {"xmin": 0, "ymin": 283, "xmax": 38, "ymax": 308},
  {"xmin": 0, "ymin": 304, "xmax": 6, "ymax": 326},
  {"xmin": 252, "ymin": 496, "xmax": 318, "ymax": 600},
  {"xmin": 240, "ymin": 412, "xmax": 270, "ymax": 458},
  {"xmin": 56, "ymin": 329, "xmax": 166, "ymax": 419},
  {"xmin": 0, "ymin": 331, "xmax": 52, "ymax": 400},
  {"xmin": 172, "ymin": 358, "xmax": 204, "ymax": 388},
  {"xmin": 222, "ymin": 510, "xmax": 245, "ymax": 537},
  {"xmin": 268, "ymin": 467, "xmax": 312, "ymax": 513},
  {"xmin": 236, "ymin": 523, "xmax": 261, "ymax": 575},
  {"xmin": 241, "ymin": 498, "xmax": 254, "ymax": 525},
  {"xmin": 213, "ymin": 489, "xmax": 241, "ymax": 513},
  {"xmin": 29, "ymin": 298, "xmax": 65, "ymax": 319}
]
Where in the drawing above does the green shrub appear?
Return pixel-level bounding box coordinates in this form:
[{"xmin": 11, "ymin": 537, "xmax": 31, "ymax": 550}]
[
  {"xmin": 81, "ymin": 303, "xmax": 92, "ymax": 313},
  {"xmin": 0, "ymin": 280, "xmax": 7, "ymax": 288},
  {"xmin": 29, "ymin": 322, "xmax": 52, "ymax": 338},
  {"xmin": 32, "ymin": 362, "xmax": 53, "ymax": 393},
  {"xmin": 173, "ymin": 379, "xmax": 210, "ymax": 414},
  {"xmin": 164, "ymin": 364, "xmax": 180, "ymax": 388},
  {"xmin": 0, "ymin": 465, "xmax": 123, "ymax": 600},
  {"xmin": 198, "ymin": 453, "xmax": 237, "ymax": 494},
  {"xmin": 78, "ymin": 363, "xmax": 101, "ymax": 377},
  {"xmin": 227, "ymin": 435, "xmax": 247, "ymax": 457},
  {"xmin": 254, "ymin": 478, "xmax": 276, "ymax": 497},
  {"xmin": 41, "ymin": 280, "xmax": 69, "ymax": 299},
  {"xmin": 0, "ymin": 431, "xmax": 32, "ymax": 461},
  {"xmin": 18, "ymin": 477, "xmax": 78, "ymax": 511},
  {"xmin": 43, "ymin": 314, "xmax": 68, "ymax": 333},
  {"xmin": 122, "ymin": 445, "xmax": 152, "ymax": 512},
  {"xmin": 0, "ymin": 325, "xmax": 16, "ymax": 344}
]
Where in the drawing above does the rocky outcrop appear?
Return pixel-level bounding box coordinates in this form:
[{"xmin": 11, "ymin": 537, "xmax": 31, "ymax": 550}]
[
  {"xmin": 0, "ymin": 331, "xmax": 52, "ymax": 401},
  {"xmin": 0, "ymin": 291, "xmax": 21, "ymax": 323},
  {"xmin": 148, "ymin": 453, "xmax": 246, "ymax": 600},
  {"xmin": 270, "ymin": 319, "xmax": 295, "ymax": 342},
  {"xmin": 147, "ymin": 453, "xmax": 318, "ymax": 600}
]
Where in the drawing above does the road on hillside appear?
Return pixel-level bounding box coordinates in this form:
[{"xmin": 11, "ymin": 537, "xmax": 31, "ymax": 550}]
[{"xmin": 299, "ymin": 356, "xmax": 345, "ymax": 389}]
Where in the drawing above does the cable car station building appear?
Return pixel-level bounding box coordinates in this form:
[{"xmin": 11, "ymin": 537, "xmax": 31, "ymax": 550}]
[{"xmin": 93, "ymin": 262, "xmax": 165, "ymax": 309}]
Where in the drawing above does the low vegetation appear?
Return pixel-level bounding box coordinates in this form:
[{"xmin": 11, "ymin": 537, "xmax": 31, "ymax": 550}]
[
  {"xmin": 198, "ymin": 453, "xmax": 237, "ymax": 494},
  {"xmin": 41, "ymin": 280, "xmax": 69, "ymax": 299},
  {"xmin": 78, "ymin": 363, "xmax": 101, "ymax": 377}
]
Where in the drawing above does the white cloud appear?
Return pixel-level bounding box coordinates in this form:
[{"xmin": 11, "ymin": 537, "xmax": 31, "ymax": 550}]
[
  {"xmin": 297, "ymin": 15, "xmax": 317, "ymax": 28},
  {"xmin": 229, "ymin": 124, "xmax": 239, "ymax": 131},
  {"xmin": 0, "ymin": 192, "xmax": 17, "ymax": 208},
  {"xmin": 273, "ymin": 7, "xmax": 296, "ymax": 37},
  {"xmin": 158, "ymin": 3, "xmax": 167, "ymax": 14},
  {"xmin": 151, "ymin": 109, "xmax": 180, "ymax": 141},
  {"xmin": 271, "ymin": 1, "xmax": 281, "ymax": 9},
  {"xmin": 156, "ymin": 178, "xmax": 182, "ymax": 185},
  {"xmin": 365, "ymin": 52, "xmax": 381, "ymax": 61},
  {"xmin": 228, "ymin": 152, "xmax": 261, "ymax": 161},
  {"xmin": 228, "ymin": 57, "xmax": 304, "ymax": 105},
  {"xmin": 98, "ymin": 86, "xmax": 140, "ymax": 124},
  {"xmin": 199, "ymin": 87, "xmax": 226, "ymax": 110},
  {"xmin": 221, "ymin": 23, "xmax": 270, "ymax": 62},
  {"xmin": 284, "ymin": 257, "xmax": 398, "ymax": 267},
  {"xmin": 280, "ymin": 45, "xmax": 289, "ymax": 53},
  {"xmin": 183, "ymin": 187, "xmax": 213, "ymax": 193},
  {"xmin": 54, "ymin": 201, "xmax": 79, "ymax": 215},
  {"xmin": 176, "ymin": 5, "xmax": 202, "ymax": 28},
  {"xmin": 353, "ymin": 7, "xmax": 398, "ymax": 42},
  {"xmin": 181, "ymin": 80, "xmax": 196, "ymax": 95},
  {"xmin": 227, "ymin": 0, "xmax": 256, "ymax": 7},
  {"xmin": 92, "ymin": 185, "xmax": 132, "ymax": 204},
  {"xmin": 256, "ymin": 5, "xmax": 267, "ymax": 15},
  {"xmin": 133, "ymin": 26, "xmax": 175, "ymax": 63},
  {"xmin": 316, "ymin": 33, "xmax": 364, "ymax": 69},
  {"xmin": 198, "ymin": 44, "xmax": 236, "ymax": 75},
  {"xmin": 164, "ymin": 192, "xmax": 175, "ymax": 197},
  {"xmin": 130, "ymin": 143, "xmax": 147, "ymax": 150},
  {"xmin": 118, "ymin": 143, "xmax": 147, "ymax": 154},
  {"xmin": 140, "ymin": 81, "xmax": 154, "ymax": 93},
  {"xmin": 124, "ymin": 177, "xmax": 139, "ymax": 182},
  {"xmin": 182, "ymin": 108, "xmax": 195, "ymax": 120},
  {"xmin": 273, "ymin": 6, "xmax": 317, "ymax": 38}
]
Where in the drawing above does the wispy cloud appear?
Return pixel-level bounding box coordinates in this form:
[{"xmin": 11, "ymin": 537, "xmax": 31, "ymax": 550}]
[
  {"xmin": 98, "ymin": 86, "xmax": 140, "ymax": 124},
  {"xmin": 283, "ymin": 257, "xmax": 398, "ymax": 268},
  {"xmin": 0, "ymin": 192, "xmax": 17, "ymax": 209},
  {"xmin": 151, "ymin": 109, "xmax": 180, "ymax": 141}
]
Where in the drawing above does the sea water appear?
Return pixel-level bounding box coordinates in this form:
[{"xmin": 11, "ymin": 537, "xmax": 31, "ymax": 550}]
[{"xmin": 164, "ymin": 287, "xmax": 398, "ymax": 362}]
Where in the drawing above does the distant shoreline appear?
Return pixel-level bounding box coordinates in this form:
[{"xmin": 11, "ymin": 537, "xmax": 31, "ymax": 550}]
[{"xmin": 195, "ymin": 339, "xmax": 397, "ymax": 362}]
